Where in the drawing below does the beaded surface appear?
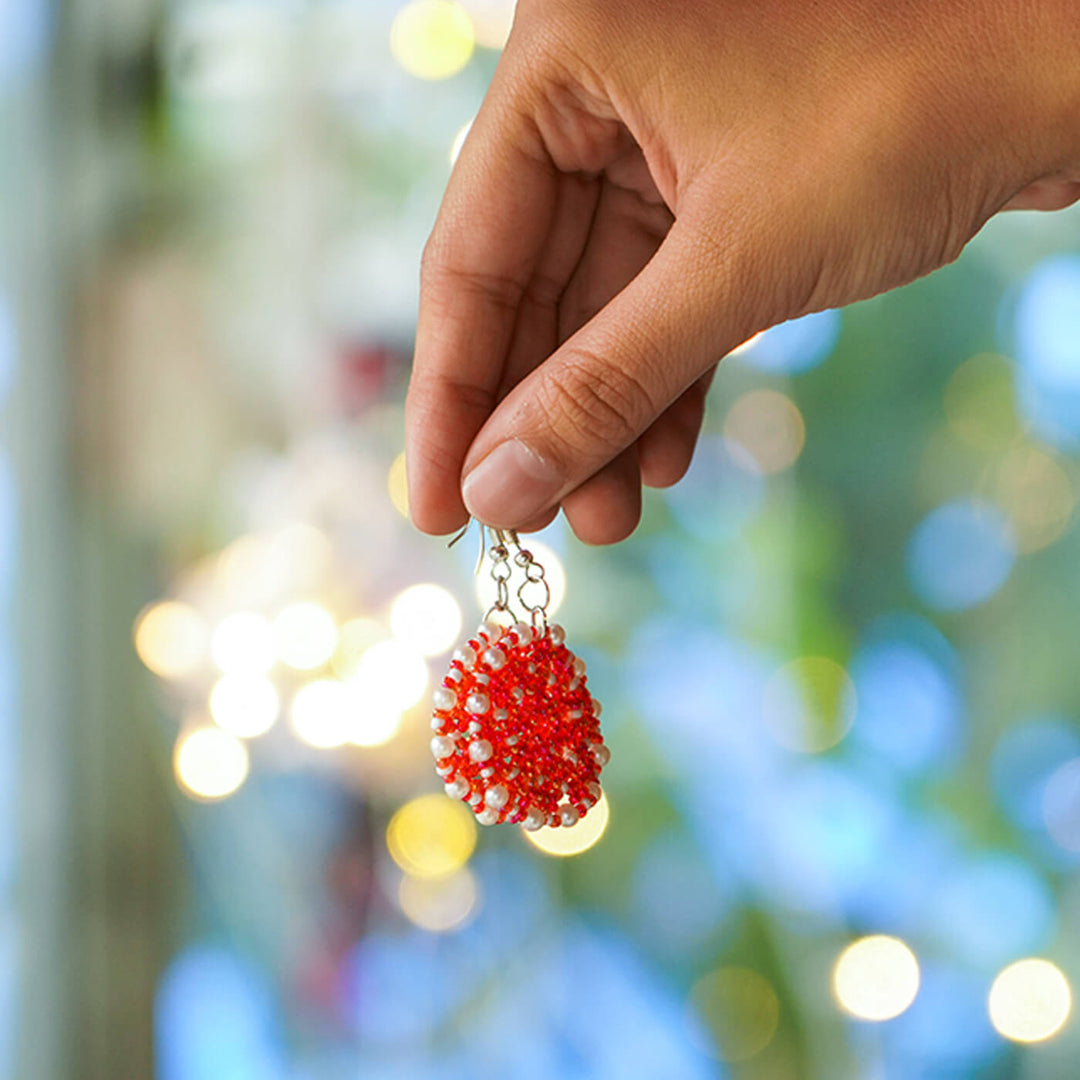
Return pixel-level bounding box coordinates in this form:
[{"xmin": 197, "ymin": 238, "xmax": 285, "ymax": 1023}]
[{"xmin": 430, "ymin": 621, "xmax": 607, "ymax": 829}]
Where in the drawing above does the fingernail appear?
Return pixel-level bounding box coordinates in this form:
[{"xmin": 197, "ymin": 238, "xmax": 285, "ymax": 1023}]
[{"xmin": 462, "ymin": 439, "xmax": 563, "ymax": 526}]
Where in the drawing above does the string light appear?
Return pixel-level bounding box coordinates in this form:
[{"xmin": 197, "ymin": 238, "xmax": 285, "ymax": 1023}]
[
  {"xmin": 273, "ymin": 602, "xmax": 338, "ymax": 670},
  {"xmin": 832, "ymin": 935, "xmax": 920, "ymax": 1021},
  {"xmin": 523, "ymin": 792, "xmax": 610, "ymax": 857},
  {"xmin": 389, "ymin": 583, "xmax": 462, "ymax": 657},
  {"xmin": 209, "ymin": 675, "xmax": 279, "ymax": 738},
  {"xmin": 398, "ymin": 866, "xmax": 479, "ymax": 932},
  {"xmin": 290, "ymin": 680, "xmax": 353, "ymax": 749},
  {"xmin": 174, "ymin": 727, "xmax": 249, "ymax": 801},
  {"xmin": 211, "ymin": 612, "xmax": 275, "ymax": 675},
  {"xmin": 354, "ymin": 639, "xmax": 428, "ymax": 711},
  {"xmin": 989, "ymin": 958, "xmax": 1072, "ymax": 1043},
  {"xmin": 134, "ymin": 601, "xmax": 208, "ymax": 679}
]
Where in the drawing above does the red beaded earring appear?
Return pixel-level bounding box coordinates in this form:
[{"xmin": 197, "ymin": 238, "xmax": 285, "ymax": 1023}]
[{"xmin": 430, "ymin": 528, "xmax": 609, "ymax": 831}]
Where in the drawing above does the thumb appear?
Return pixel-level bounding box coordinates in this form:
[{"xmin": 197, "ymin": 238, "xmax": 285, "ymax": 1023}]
[{"xmin": 459, "ymin": 216, "xmax": 778, "ymax": 528}]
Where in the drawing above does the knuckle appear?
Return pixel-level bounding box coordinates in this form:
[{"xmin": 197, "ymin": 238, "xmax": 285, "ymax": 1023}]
[{"xmin": 537, "ymin": 347, "xmax": 655, "ymax": 455}]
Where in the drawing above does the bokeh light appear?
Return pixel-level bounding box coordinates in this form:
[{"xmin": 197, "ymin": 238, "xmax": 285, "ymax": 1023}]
[
  {"xmin": 762, "ymin": 656, "xmax": 856, "ymax": 753},
  {"xmin": 944, "ymin": 353, "xmax": 1021, "ymax": 450},
  {"xmin": 991, "ymin": 717, "xmax": 1080, "ymax": 832},
  {"xmin": 1042, "ymin": 757, "xmax": 1080, "ymax": 852},
  {"xmin": 523, "ymin": 792, "xmax": 609, "ymax": 857},
  {"xmin": 988, "ymin": 958, "xmax": 1071, "ymax": 1043},
  {"xmin": 134, "ymin": 601, "xmax": 208, "ymax": 679},
  {"xmin": 290, "ymin": 679, "xmax": 352, "ymax": 749},
  {"xmin": 347, "ymin": 700, "xmax": 403, "ymax": 748},
  {"xmin": 211, "ymin": 612, "xmax": 275, "ymax": 675},
  {"xmin": 332, "ymin": 617, "xmax": 386, "ymax": 680},
  {"xmin": 723, "ymin": 389, "xmax": 806, "ymax": 474},
  {"xmin": 353, "ymin": 639, "xmax": 428, "ymax": 711},
  {"xmin": 209, "ymin": 675, "xmax": 280, "ymax": 738},
  {"xmin": 390, "ymin": 0, "xmax": 475, "ymax": 81},
  {"xmin": 906, "ymin": 498, "xmax": 1016, "ymax": 612},
  {"xmin": 994, "ymin": 443, "xmax": 1073, "ymax": 553},
  {"xmin": 398, "ymin": 866, "xmax": 479, "ymax": 932},
  {"xmin": 730, "ymin": 309, "xmax": 841, "ymax": 375},
  {"xmin": 665, "ymin": 436, "xmax": 763, "ymax": 541},
  {"xmin": 387, "ymin": 452, "xmax": 409, "ymax": 518},
  {"xmin": 174, "ymin": 727, "xmax": 250, "ymax": 801},
  {"xmin": 386, "ymin": 794, "xmax": 477, "ymax": 879},
  {"xmin": 389, "ymin": 583, "xmax": 462, "ymax": 657},
  {"xmin": 689, "ymin": 967, "xmax": 780, "ymax": 1061},
  {"xmin": 833, "ymin": 935, "xmax": 920, "ymax": 1021},
  {"xmin": 475, "ymin": 537, "xmax": 566, "ymax": 617},
  {"xmin": 273, "ymin": 602, "xmax": 337, "ymax": 670}
]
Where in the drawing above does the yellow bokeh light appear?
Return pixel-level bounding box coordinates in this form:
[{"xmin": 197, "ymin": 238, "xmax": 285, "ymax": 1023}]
[
  {"xmin": 475, "ymin": 537, "xmax": 566, "ymax": 617},
  {"xmin": 944, "ymin": 353, "xmax": 1021, "ymax": 450},
  {"xmin": 390, "ymin": 583, "xmax": 463, "ymax": 657},
  {"xmin": 398, "ymin": 866, "xmax": 480, "ymax": 932},
  {"xmin": 689, "ymin": 967, "xmax": 781, "ymax": 1062},
  {"xmin": 390, "ymin": 0, "xmax": 475, "ymax": 81},
  {"xmin": 387, "ymin": 452, "xmax": 409, "ymax": 518},
  {"xmin": 354, "ymin": 639, "xmax": 428, "ymax": 711},
  {"xmin": 290, "ymin": 679, "xmax": 353, "ymax": 749},
  {"xmin": 762, "ymin": 656, "xmax": 856, "ymax": 753},
  {"xmin": 459, "ymin": 0, "xmax": 515, "ymax": 48},
  {"xmin": 523, "ymin": 792, "xmax": 610, "ymax": 857},
  {"xmin": 134, "ymin": 600, "xmax": 208, "ymax": 679},
  {"xmin": 209, "ymin": 675, "xmax": 279, "ymax": 739},
  {"xmin": 724, "ymin": 389, "xmax": 806, "ymax": 474},
  {"xmin": 211, "ymin": 612, "xmax": 275, "ymax": 675},
  {"xmin": 989, "ymin": 958, "xmax": 1072, "ymax": 1043},
  {"xmin": 449, "ymin": 119, "xmax": 473, "ymax": 165},
  {"xmin": 333, "ymin": 617, "xmax": 387, "ymax": 680},
  {"xmin": 995, "ymin": 443, "xmax": 1073, "ymax": 553},
  {"xmin": 387, "ymin": 794, "xmax": 477, "ymax": 879},
  {"xmin": 347, "ymin": 700, "xmax": 404, "ymax": 748},
  {"xmin": 174, "ymin": 727, "xmax": 249, "ymax": 802},
  {"xmin": 832, "ymin": 935, "xmax": 920, "ymax": 1022},
  {"xmin": 274, "ymin": 602, "xmax": 338, "ymax": 670}
]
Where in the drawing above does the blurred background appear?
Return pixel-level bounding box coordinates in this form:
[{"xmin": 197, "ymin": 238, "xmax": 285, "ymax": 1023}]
[{"xmin": 4, "ymin": 1, "xmax": 1080, "ymax": 1077}]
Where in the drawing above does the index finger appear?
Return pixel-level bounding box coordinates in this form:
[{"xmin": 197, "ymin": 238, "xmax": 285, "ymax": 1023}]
[{"xmin": 405, "ymin": 66, "xmax": 558, "ymax": 535}]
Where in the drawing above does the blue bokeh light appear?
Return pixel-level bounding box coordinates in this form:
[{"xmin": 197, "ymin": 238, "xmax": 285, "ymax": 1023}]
[
  {"xmin": 990, "ymin": 716, "xmax": 1080, "ymax": 832},
  {"xmin": 664, "ymin": 437, "xmax": 764, "ymax": 543},
  {"xmin": 733, "ymin": 309, "xmax": 842, "ymax": 375},
  {"xmin": 155, "ymin": 945, "xmax": 286, "ymax": 1080},
  {"xmin": 1010, "ymin": 255, "xmax": 1080, "ymax": 445},
  {"xmin": 928, "ymin": 853, "xmax": 1056, "ymax": 968},
  {"xmin": 849, "ymin": 635, "xmax": 962, "ymax": 774},
  {"xmin": 0, "ymin": 294, "xmax": 15, "ymax": 408},
  {"xmin": 906, "ymin": 498, "xmax": 1016, "ymax": 611}
]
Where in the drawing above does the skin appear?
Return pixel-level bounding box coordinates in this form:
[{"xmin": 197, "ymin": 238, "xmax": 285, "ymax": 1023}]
[{"xmin": 405, "ymin": 0, "xmax": 1080, "ymax": 545}]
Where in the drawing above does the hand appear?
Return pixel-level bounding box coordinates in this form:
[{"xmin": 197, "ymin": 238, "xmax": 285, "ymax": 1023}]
[{"xmin": 405, "ymin": 0, "xmax": 1080, "ymax": 544}]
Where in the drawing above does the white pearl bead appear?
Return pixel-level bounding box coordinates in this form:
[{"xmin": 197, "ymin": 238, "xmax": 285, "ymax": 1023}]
[
  {"xmin": 548, "ymin": 624, "xmax": 566, "ymax": 646},
  {"xmin": 522, "ymin": 808, "xmax": 546, "ymax": 831},
  {"xmin": 484, "ymin": 784, "xmax": 509, "ymax": 810},
  {"xmin": 478, "ymin": 620, "xmax": 502, "ymax": 641},
  {"xmin": 547, "ymin": 674, "xmax": 556, "ymax": 687},
  {"xmin": 593, "ymin": 699, "xmax": 602, "ymax": 717},
  {"xmin": 568, "ymin": 709, "xmax": 582, "ymax": 720},
  {"xmin": 482, "ymin": 647, "xmax": 506, "ymax": 671},
  {"xmin": 474, "ymin": 672, "xmax": 490, "ymax": 686},
  {"xmin": 446, "ymin": 667, "xmax": 463, "ymax": 683},
  {"xmin": 466, "ymin": 692, "xmax": 490, "ymax": 715},
  {"xmin": 436, "ymin": 763, "xmax": 453, "ymax": 776},
  {"xmin": 467, "ymin": 720, "xmax": 481, "ymax": 734},
  {"xmin": 432, "ymin": 687, "xmax": 457, "ymax": 711},
  {"xmin": 468, "ymin": 790, "xmax": 482, "ymax": 805},
  {"xmin": 511, "ymin": 687, "xmax": 525, "ymax": 702},
  {"xmin": 430, "ymin": 716, "xmax": 444, "ymax": 731},
  {"xmin": 572, "ymin": 656, "xmax": 586, "ymax": 677},
  {"xmin": 468, "ymin": 739, "xmax": 493, "ymax": 763},
  {"xmin": 429, "ymin": 735, "xmax": 454, "ymax": 759},
  {"xmin": 493, "ymin": 708, "xmax": 508, "ymax": 722},
  {"xmin": 480, "ymin": 766, "xmax": 494, "ymax": 777},
  {"xmin": 476, "ymin": 807, "xmax": 499, "ymax": 826},
  {"xmin": 445, "ymin": 776, "xmax": 469, "ymax": 800},
  {"xmin": 512, "ymin": 621, "xmax": 533, "ymax": 642},
  {"xmin": 592, "ymin": 743, "xmax": 611, "ymax": 767},
  {"xmin": 586, "ymin": 781, "xmax": 602, "ymax": 801},
  {"xmin": 568, "ymin": 678, "xmax": 580, "ymax": 692},
  {"xmin": 559, "ymin": 804, "xmax": 580, "ymax": 828},
  {"xmin": 453, "ymin": 645, "xmax": 477, "ymax": 668},
  {"xmin": 506, "ymin": 734, "xmax": 519, "ymax": 746}
]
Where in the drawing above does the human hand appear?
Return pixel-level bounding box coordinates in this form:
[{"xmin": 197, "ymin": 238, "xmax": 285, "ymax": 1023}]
[{"xmin": 405, "ymin": 0, "xmax": 1080, "ymax": 544}]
